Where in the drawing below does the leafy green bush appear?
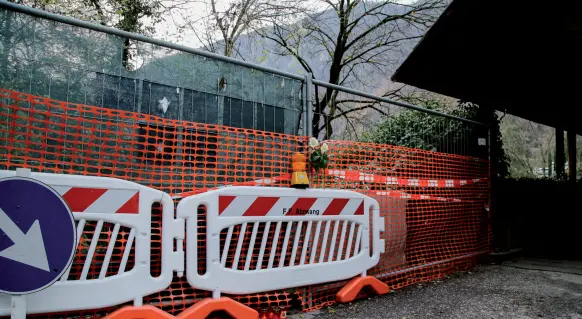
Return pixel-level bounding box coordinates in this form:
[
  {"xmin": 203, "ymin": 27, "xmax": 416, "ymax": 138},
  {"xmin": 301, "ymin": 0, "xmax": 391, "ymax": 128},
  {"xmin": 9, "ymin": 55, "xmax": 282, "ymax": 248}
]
[{"xmin": 364, "ymin": 100, "xmax": 509, "ymax": 177}]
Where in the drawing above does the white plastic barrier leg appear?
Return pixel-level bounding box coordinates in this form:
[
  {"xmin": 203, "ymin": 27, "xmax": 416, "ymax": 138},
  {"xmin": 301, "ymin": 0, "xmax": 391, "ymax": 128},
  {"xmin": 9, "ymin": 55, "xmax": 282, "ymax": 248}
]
[
  {"xmin": 177, "ymin": 186, "xmax": 384, "ymax": 295},
  {"xmin": 0, "ymin": 170, "xmax": 184, "ymax": 316}
]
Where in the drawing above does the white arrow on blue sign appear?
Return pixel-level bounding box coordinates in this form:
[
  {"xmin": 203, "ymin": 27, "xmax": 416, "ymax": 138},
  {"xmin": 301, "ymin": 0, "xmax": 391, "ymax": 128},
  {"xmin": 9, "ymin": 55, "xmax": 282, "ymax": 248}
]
[{"xmin": 0, "ymin": 176, "xmax": 77, "ymax": 295}]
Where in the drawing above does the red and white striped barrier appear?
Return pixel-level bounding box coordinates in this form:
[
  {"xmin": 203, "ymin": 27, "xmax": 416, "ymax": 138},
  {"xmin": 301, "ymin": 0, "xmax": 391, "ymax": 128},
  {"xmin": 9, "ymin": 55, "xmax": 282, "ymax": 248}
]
[
  {"xmin": 52, "ymin": 186, "xmax": 139, "ymax": 214},
  {"xmin": 0, "ymin": 170, "xmax": 184, "ymax": 316},
  {"xmin": 176, "ymin": 186, "xmax": 385, "ymax": 295},
  {"xmin": 325, "ymin": 169, "xmax": 486, "ymax": 188},
  {"xmin": 218, "ymin": 195, "xmax": 364, "ymax": 217},
  {"xmin": 366, "ymin": 190, "xmax": 463, "ymax": 203}
]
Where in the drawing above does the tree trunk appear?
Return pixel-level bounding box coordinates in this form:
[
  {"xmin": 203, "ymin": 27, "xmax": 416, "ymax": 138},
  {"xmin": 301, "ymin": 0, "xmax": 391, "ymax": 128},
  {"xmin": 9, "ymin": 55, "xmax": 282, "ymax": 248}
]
[{"xmin": 548, "ymin": 152, "xmax": 553, "ymax": 177}]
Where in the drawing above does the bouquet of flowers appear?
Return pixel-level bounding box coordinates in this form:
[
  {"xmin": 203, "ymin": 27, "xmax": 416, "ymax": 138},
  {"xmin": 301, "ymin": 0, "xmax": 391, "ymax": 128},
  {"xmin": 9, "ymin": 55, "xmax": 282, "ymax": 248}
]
[{"xmin": 308, "ymin": 137, "xmax": 329, "ymax": 172}]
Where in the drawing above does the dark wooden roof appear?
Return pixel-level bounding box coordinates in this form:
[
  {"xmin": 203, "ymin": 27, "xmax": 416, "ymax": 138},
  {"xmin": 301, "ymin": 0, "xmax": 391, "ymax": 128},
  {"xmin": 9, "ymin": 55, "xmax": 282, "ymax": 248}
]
[{"xmin": 392, "ymin": 0, "xmax": 582, "ymax": 134}]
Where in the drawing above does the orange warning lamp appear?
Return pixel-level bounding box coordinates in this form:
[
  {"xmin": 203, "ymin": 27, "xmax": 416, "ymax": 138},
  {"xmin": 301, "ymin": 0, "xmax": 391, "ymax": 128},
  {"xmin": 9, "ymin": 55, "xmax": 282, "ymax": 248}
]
[{"xmin": 291, "ymin": 152, "xmax": 309, "ymax": 188}]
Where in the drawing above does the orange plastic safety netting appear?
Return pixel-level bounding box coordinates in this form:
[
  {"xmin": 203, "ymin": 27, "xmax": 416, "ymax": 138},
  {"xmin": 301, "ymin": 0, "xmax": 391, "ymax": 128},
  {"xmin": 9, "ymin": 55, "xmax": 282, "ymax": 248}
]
[
  {"xmin": 0, "ymin": 88, "xmax": 300, "ymax": 318},
  {"xmin": 296, "ymin": 140, "xmax": 490, "ymax": 311},
  {"xmin": 0, "ymin": 89, "xmax": 490, "ymax": 317}
]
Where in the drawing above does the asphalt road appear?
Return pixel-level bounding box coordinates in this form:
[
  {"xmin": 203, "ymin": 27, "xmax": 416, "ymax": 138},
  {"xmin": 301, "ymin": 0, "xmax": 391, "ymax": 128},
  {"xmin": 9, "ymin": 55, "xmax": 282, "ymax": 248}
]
[{"xmin": 292, "ymin": 262, "xmax": 582, "ymax": 319}]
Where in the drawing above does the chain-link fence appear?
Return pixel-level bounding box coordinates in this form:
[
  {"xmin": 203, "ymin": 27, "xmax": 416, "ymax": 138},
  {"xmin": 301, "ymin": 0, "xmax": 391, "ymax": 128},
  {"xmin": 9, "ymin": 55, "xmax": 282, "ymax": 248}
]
[{"xmin": 0, "ymin": 6, "xmax": 304, "ymax": 136}]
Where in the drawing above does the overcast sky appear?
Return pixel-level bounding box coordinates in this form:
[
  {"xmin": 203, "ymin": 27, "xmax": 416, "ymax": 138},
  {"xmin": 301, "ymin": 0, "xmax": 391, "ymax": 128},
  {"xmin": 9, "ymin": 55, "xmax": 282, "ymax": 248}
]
[{"xmin": 152, "ymin": 0, "xmax": 417, "ymax": 48}]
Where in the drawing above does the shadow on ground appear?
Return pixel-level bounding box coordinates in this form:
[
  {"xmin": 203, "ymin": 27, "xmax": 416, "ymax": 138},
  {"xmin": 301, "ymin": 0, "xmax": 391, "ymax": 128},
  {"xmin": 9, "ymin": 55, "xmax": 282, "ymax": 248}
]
[{"xmin": 291, "ymin": 260, "xmax": 582, "ymax": 319}]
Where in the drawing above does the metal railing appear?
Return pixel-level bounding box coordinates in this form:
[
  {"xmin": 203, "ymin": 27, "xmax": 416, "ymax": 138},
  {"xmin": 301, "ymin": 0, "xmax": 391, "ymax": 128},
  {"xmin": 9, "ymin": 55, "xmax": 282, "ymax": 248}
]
[
  {"xmin": 0, "ymin": 1, "xmax": 303, "ymax": 136},
  {"xmin": 0, "ymin": 0, "xmax": 487, "ymax": 149},
  {"xmin": 311, "ymin": 79, "xmax": 488, "ymax": 157}
]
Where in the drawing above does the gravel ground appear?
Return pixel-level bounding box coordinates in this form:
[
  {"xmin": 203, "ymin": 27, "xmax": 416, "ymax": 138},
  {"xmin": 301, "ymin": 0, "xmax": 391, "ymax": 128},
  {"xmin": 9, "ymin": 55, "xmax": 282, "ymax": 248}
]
[{"xmin": 291, "ymin": 263, "xmax": 582, "ymax": 319}]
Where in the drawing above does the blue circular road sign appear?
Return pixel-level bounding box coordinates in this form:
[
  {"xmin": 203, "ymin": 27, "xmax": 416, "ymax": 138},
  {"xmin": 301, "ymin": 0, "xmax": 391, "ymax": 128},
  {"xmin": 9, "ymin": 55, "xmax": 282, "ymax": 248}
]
[{"xmin": 0, "ymin": 176, "xmax": 77, "ymax": 295}]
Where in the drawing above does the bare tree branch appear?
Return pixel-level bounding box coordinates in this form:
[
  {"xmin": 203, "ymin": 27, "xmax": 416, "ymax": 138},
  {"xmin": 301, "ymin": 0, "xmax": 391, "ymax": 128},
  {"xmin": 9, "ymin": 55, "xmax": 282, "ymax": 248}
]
[
  {"xmin": 260, "ymin": 0, "xmax": 446, "ymax": 138},
  {"xmin": 179, "ymin": 0, "xmax": 305, "ymax": 57}
]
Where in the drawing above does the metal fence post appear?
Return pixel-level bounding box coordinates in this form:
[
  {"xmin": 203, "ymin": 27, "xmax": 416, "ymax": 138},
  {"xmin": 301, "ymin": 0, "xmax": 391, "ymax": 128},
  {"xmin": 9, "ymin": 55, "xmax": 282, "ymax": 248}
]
[
  {"xmin": 487, "ymin": 126, "xmax": 493, "ymax": 249},
  {"xmin": 487, "ymin": 127, "xmax": 491, "ymax": 162},
  {"xmin": 305, "ymin": 73, "xmax": 313, "ymax": 137},
  {"xmin": 301, "ymin": 78, "xmax": 307, "ymax": 136}
]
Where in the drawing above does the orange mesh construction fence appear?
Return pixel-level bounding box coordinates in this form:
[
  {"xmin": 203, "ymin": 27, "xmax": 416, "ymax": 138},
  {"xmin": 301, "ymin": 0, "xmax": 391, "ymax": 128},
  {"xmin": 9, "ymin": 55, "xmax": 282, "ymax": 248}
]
[
  {"xmin": 296, "ymin": 141, "xmax": 490, "ymax": 310},
  {"xmin": 0, "ymin": 89, "xmax": 490, "ymax": 317}
]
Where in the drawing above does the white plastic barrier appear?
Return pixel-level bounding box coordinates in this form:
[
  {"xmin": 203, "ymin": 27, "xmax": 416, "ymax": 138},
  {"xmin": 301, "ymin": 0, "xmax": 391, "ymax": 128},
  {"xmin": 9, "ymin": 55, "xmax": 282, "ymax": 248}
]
[
  {"xmin": 0, "ymin": 169, "xmax": 184, "ymax": 316},
  {"xmin": 177, "ymin": 186, "xmax": 384, "ymax": 295}
]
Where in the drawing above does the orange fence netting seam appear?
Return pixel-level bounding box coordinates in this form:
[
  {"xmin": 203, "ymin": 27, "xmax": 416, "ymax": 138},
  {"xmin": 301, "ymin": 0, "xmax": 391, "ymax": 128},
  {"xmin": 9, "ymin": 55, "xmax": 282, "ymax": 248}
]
[{"xmin": 0, "ymin": 89, "xmax": 490, "ymax": 317}]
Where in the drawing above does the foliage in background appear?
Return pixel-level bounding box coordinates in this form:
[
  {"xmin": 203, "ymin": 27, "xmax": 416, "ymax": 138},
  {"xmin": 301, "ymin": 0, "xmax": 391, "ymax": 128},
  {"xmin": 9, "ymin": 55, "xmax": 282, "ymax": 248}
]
[
  {"xmin": 7, "ymin": 0, "xmax": 170, "ymax": 69},
  {"xmin": 499, "ymin": 114, "xmax": 556, "ymax": 178},
  {"xmin": 363, "ymin": 99, "xmax": 453, "ymax": 151},
  {"xmin": 8, "ymin": 0, "xmax": 165, "ymax": 33},
  {"xmin": 364, "ymin": 99, "xmax": 509, "ymax": 178},
  {"xmin": 499, "ymin": 116, "xmax": 581, "ymax": 180}
]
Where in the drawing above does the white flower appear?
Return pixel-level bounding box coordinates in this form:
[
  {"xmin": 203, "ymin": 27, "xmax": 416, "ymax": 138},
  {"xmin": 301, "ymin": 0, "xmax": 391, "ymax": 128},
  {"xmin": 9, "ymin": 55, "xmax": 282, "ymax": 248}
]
[
  {"xmin": 321, "ymin": 142, "xmax": 329, "ymax": 153},
  {"xmin": 308, "ymin": 137, "xmax": 319, "ymax": 148}
]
